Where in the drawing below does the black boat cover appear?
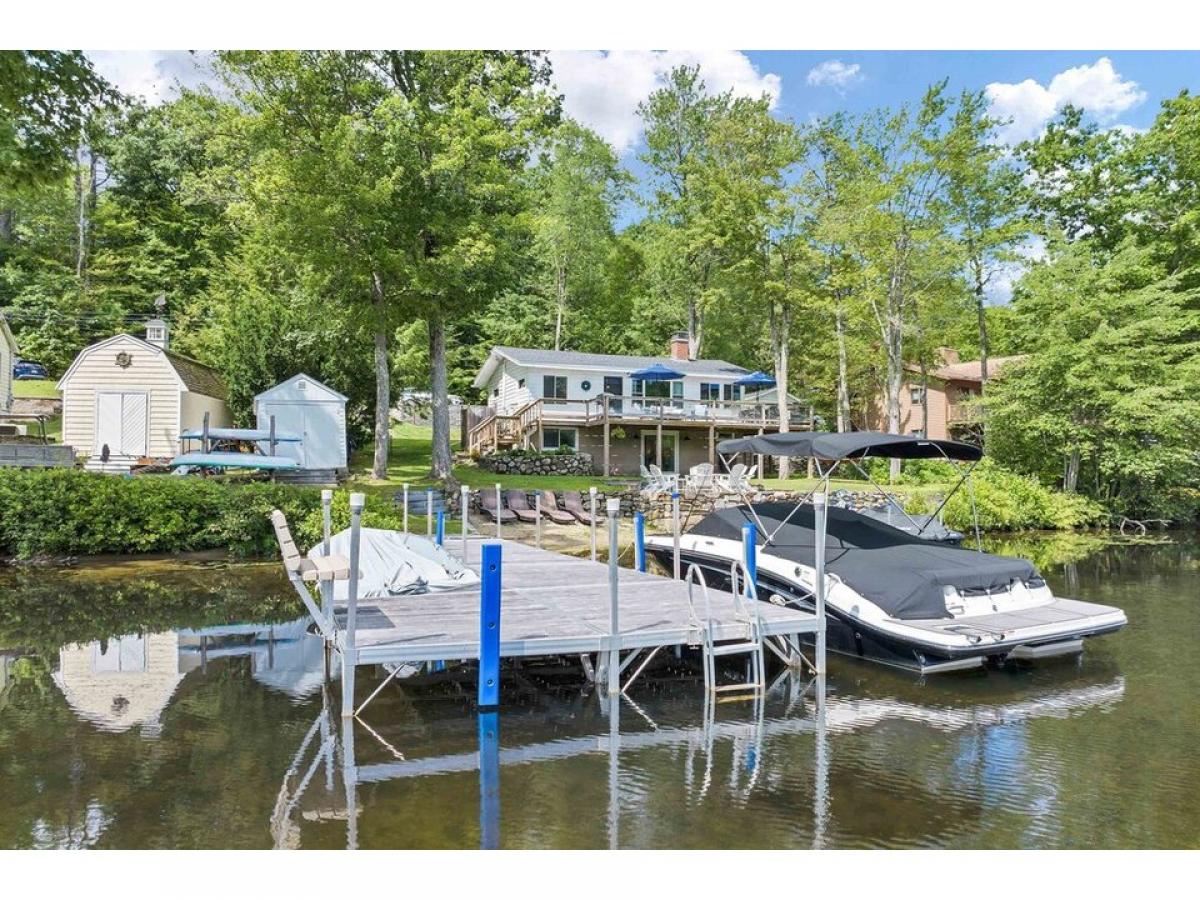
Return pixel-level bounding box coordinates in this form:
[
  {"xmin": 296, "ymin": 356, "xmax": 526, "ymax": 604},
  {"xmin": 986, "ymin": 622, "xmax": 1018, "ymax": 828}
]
[
  {"xmin": 689, "ymin": 502, "xmax": 1036, "ymax": 620},
  {"xmin": 716, "ymin": 431, "xmax": 983, "ymax": 461}
]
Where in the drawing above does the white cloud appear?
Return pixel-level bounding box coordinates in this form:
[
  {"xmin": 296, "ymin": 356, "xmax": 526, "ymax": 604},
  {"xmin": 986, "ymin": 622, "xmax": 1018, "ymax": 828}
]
[
  {"xmin": 986, "ymin": 57, "xmax": 1146, "ymax": 145},
  {"xmin": 87, "ymin": 51, "xmax": 215, "ymax": 104},
  {"xmin": 548, "ymin": 50, "xmax": 782, "ymax": 154},
  {"xmin": 806, "ymin": 59, "xmax": 863, "ymax": 90}
]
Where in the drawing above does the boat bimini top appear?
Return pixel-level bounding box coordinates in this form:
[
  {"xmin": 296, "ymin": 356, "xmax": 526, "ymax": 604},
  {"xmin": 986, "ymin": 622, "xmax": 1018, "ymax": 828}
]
[{"xmin": 716, "ymin": 430, "xmax": 985, "ymax": 549}]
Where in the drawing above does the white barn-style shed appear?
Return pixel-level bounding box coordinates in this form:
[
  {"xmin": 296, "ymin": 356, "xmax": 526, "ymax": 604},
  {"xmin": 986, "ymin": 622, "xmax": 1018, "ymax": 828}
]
[
  {"xmin": 254, "ymin": 374, "xmax": 348, "ymax": 472},
  {"xmin": 57, "ymin": 322, "xmax": 229, "ymax": 467}
]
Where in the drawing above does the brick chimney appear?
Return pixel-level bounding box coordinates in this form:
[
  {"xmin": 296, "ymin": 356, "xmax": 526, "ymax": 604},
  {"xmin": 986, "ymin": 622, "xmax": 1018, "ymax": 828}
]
[
  {"xmin": 937, "ymin": 346, "xmax": 959, "ymax": 365},
  {"xmin": 670, "ymin": 331, "xmax": 691, "ymax": 361}
]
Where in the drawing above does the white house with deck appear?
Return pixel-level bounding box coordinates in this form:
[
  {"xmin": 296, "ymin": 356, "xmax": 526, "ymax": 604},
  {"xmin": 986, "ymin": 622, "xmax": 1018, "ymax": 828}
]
[
  {"xmin": 471, "ymin": 332, "xmax": 808, "ymax": 476},
  {"xmin": 57, "ymin": 319, "xmax": 230, "ymax": 471}
]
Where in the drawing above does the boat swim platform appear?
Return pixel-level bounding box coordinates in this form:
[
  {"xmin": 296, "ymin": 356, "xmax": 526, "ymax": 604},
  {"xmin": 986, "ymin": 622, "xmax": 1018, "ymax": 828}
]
[{"xmin": 329, "ymin": 536, "xmax": 819, "ymax": 668}]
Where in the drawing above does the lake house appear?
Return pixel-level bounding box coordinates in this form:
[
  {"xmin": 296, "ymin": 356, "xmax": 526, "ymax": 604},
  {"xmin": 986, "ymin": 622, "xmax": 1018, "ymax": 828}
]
[
  {"xmin": 470, "ymin": 333, "xmax": 808, "ymax": 476},
  {"xmin": 871, "ymin": 348, "xmax": 1027, "ymax": 442}
]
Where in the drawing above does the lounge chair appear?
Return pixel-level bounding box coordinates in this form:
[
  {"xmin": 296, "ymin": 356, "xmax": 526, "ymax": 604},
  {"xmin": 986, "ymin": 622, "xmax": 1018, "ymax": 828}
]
[
  {"xmin": 562, "ymin": 490, "xmax": 599, "ymax": 525},
  {"xmin": 505, "ymin": 490, "xmax": 538, "ymax": 523},
  {"xmin": 538, "ymin": 490, "xmax": 577, "ymax": 525},
  {"xmin": 480, "ymin": 488, "xmax": 517, "ymax": 523},
  {"xmin": 648, "ymin": 464, "xmax": 678, "ymax": 493}
]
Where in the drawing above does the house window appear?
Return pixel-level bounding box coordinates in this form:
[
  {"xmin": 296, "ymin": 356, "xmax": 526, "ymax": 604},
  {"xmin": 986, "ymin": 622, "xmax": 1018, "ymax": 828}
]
[
  {"xmin": 543, "ymin": 375, "xmax": 568, "ymax": 399},
  {"xmin": 910, "ymin": 386, "xmax": 926, "ymax": 405},
  {"xmin": 492, "ymin": 387, "xmax": 499, "ymax": 399},
  {"xmin": 542, "ymin": 427, "xmax": 577, "ymax": 451},
  {"xmin": 723, "ymin": 384, "xmax": 742, "ymax": 402},
  {"xmin": 632, "ymin": 379, "xmax": 682, "ymax": 400},
  {"xmin": 700, "ymin": 383, "xmax": 721, "ymax": 401},
  {"xmin": 911, "ymin": 428, "xmax": 925, "ymax": 438}
]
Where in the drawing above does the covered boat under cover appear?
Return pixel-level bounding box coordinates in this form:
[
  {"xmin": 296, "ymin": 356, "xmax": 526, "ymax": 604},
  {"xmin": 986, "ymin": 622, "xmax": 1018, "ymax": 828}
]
[
  {"xmin": 716, "ymin": 430, "xmax": 983, "ymax": 462},
  {"xmin": 688, "ymin": 502, "xmax": 1035, "ymax": 620},
  {"xmin": 312, "ymin": 528, "xmax": 480, "ymax": 601}
]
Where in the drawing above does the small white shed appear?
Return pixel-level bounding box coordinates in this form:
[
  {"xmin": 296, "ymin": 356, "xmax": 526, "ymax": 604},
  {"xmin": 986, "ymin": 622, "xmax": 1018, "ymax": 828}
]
[
  {"xmin": 254, "ymin": 374, "xmax": 348, "ymax": 471},
  {"xmin": 0, "ymin": 311, "xmax": 17, "ymax": 412}
]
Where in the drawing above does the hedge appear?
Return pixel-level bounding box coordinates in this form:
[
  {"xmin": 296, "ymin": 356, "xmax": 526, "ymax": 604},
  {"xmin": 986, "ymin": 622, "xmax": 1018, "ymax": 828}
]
[{"xmin": 0, "ymin": 469, "xmax": 408, "ymax": 560}]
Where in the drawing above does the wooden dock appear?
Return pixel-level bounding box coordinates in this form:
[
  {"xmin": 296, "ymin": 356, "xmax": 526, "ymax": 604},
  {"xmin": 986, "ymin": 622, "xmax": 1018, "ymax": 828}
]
[{"xmin": 333, "ymin": 537, "xmax": 818, "ymax": 668}]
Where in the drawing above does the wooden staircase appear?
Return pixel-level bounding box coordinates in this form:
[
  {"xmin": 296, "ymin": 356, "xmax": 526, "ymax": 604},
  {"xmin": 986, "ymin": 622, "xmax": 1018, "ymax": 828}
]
[{"xmin": 468, "ymin": 399, "xmax": 543, "ymax": 455}]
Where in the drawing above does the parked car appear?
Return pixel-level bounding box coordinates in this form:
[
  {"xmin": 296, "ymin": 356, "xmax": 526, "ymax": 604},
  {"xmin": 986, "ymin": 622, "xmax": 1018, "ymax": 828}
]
[{"xmin": 13, "ymin": 360, "xmax": 48, "ymax": 380}]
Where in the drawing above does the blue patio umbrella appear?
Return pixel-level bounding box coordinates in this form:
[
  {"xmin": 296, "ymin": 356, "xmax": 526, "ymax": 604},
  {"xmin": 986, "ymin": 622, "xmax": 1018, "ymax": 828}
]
[
  {"xmin": 734, "ymin": 370, "xmax": 777, "ymax": 391},
  {"xmin": 629, "ymin": 362, "xmax": 684, "ymax": 381}
]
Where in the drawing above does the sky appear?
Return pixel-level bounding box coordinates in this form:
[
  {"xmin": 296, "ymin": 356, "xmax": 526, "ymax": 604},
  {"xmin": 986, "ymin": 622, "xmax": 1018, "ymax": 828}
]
[{"xmin": 86, "ymin": 49, "xmax": 1200, "ymax": 302}]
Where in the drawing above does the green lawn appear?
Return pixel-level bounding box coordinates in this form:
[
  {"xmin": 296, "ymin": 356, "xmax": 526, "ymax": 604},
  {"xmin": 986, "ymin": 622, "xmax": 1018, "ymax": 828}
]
[
  {"xmin": 12, "ymin": 379, "xmax": 59, "ymax": 399},
  {"xmin": 349, "ymin": 423, "xmax": 945, "ymax": 499}
]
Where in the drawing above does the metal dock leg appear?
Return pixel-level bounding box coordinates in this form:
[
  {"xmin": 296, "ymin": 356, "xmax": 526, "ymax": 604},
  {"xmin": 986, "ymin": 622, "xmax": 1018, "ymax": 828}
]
[
  {"xmin": 589, "ymin": 487, "xmax": 598, "ymax": 562},
  {"xmin": 814, "ymin": 491, "xmax": 827, "ymax": 674},
  {"xmin": 402, "ymin": 483, "xmax": 409, "ymax": 534},
  {"xmin": 426, "ymin": 488, "xmax": 433, "ymax": 537},
  {"xmin": 341, "ymin": 492, "xmax": 364, "ymax": 717},
  {"xmin": 495, "ymin": 483, "xmax": 502, "ymax": 540},
  {"xmin": 478, "ymin": 543, "xmax": 502, "ymax": 708},
  {"xmin": 461, "ymin": 485, "xmax": 470, "ymax": 558},
  {"xmin": 672, "ymin": 491, "xmax": 681, "ymax": 579},
  {"xmin": 606, "ymin": 499, "xmax": 621, "ymax": 694},
  {"xmin": 320, "ymin": 489, "xmax": 333, "ymax": 622}
]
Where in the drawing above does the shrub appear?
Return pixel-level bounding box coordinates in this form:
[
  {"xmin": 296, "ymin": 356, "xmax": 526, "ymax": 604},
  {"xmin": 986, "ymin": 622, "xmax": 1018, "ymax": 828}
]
[
  {"xmin": 0, "ymin": 469, "xmax": 367, "ymax": 559},
  {"xmin": 940, "ymin": 460, "xmax": 1106, "ymax": 531}
]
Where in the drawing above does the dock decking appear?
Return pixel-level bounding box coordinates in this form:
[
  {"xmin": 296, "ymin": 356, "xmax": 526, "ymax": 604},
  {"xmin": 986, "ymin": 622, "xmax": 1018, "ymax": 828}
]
[{"xmin": 334, "ymin": 537, "xmax": 819, "ymax": 667}]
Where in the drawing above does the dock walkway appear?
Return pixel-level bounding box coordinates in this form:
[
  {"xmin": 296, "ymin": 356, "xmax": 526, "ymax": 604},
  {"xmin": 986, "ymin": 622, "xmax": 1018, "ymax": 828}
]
[{"xmin": 335, "ymin": 537, "xmax": 819, "ymax": 667}]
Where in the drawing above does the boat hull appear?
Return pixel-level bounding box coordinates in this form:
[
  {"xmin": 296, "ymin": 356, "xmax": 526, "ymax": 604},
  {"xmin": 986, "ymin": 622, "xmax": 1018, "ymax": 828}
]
[{"xmin": 646, "ymin": 544, "xmax": 1124, "ymax": 675}]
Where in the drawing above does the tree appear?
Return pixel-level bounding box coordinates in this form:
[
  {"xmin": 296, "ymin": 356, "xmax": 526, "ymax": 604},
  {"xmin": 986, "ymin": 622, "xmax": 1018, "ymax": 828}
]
[
  {"xmin": 944, "ymin": 89, "xmax": 1027, "ymax": 397},
  {"xmin": 532, "ymin": 120, "xmax": 629, "ymax": 351}
]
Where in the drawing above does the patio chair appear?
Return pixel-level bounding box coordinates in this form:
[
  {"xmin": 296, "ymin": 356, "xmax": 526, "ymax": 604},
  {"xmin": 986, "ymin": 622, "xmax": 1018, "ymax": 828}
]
[
  {"xmin": 480, "ymin": 488, "xmax": 517, "ymax": 523},
  {"xmin": 505, "ymin": 490, "xmax": 539, "ymax": 523},
  {"xmin": 562, "ymin": 490, "xmax": 599, "ymax": 525},
  {"xmin": 722, "ymin": 462, "xmax": 749, "ymax": 494},
  {"xmin": 538, "ymin": 490, "xmax": 577, "ymax": 525},
  {"xmin": 648, "ymin": 464, "xmax": 679, "ymax": 493}
]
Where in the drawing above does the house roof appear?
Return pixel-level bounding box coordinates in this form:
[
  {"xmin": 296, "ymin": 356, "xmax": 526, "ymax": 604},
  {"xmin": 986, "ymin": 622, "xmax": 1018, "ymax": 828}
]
[
  {"xmin": 254, "ymin": 372, "xmax": 348, "ymax": 404},
  {"xmin": 164, "ymin": 349, "xmax": 227, "ymax": 400},
  {"xmin": 57, "ymin": 333, "xmax": 228, "ymax": 400},
  {"xmin": 931, "ymin": 355, "xmax": 1027, "ymax": 383},
  {"xmin": 474, "ymin": 345, "xmax": 749, "ymax": 388}
]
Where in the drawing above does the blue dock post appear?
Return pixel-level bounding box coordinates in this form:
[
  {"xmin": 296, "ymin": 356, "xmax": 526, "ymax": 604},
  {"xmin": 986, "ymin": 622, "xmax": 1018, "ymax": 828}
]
[
  {"xmin": 436, "ymin": 509, "xmax": 445, "ymax": 546},
  {"xmin": 742, "ymin": 521, "xmax": 757, "ymax": 594},
  {"xmin": 478, "ymin": 711, "xmax": 500, "ymax": 849},
  {"xmin": 478, "ymin": 542, "xmax": 502, "ymax": 708},
  {"xmin": 634, "ymin": 511, "xmax": 646, "ymax": 572}
]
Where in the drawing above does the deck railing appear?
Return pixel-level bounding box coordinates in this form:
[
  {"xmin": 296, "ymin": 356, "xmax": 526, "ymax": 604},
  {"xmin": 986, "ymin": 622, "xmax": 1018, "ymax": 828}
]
[
  {"xmin": 467, "ymin": 398, "xmax": 543, "ymax": 454},
  {"xmin": 539, "ymin": 394, "xmax": 805, "ymax": 428}
]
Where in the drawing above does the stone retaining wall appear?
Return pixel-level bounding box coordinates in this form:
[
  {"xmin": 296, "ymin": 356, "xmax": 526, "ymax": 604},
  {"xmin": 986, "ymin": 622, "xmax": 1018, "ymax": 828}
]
[{"xmin": 478, "ymin": 451, "xmax": 593, "ymax": 477}]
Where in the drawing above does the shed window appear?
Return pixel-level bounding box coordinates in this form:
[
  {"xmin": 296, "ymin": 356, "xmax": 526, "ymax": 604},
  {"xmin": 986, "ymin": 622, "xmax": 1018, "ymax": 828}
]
[{"xmin": 543, "ymin": 375, "xmax": 568, "ymax": 399}]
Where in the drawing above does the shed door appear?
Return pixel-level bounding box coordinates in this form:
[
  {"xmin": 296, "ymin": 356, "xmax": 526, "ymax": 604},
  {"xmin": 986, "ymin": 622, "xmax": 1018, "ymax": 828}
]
[
  {"xmin": 259, "ymin": 402, "xmax": 344, "ymax": 470},
  {"xmin": 95, "ymin": 392, "xmax": 148, "ymax": 457}
]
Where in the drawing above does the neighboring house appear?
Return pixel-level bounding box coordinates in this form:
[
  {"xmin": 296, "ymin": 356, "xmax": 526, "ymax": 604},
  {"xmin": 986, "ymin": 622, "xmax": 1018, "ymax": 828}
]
[
  {"xmin": 0, "ymin": 311, "xmax": 16, "ymax": 413},
  {"xmin": 471, "ymin": 332, "xmax": 807, "ymax": 476},
  {"xmin": 254, "ymin": 373, "xmax": 349, "ymax": 472},
  {"xmin": 872, "ymin": 348, "xmax": 1027, "ymax": 442},
  {"xmin": 57, "ymin": 319, "xmax": 230, "ymax": 469}
]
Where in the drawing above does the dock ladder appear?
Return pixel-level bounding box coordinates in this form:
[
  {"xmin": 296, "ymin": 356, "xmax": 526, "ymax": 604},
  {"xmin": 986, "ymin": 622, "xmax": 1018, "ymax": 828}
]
[{"xmin": 685, "ymin": 562, "xmax": 765, "ymax": 695}]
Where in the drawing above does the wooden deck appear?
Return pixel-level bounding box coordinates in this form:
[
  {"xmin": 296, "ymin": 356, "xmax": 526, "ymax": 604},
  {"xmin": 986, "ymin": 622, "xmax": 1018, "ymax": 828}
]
[{"xmin": 333, "ymin": 537, "xmax": 818, "ymax": 667}]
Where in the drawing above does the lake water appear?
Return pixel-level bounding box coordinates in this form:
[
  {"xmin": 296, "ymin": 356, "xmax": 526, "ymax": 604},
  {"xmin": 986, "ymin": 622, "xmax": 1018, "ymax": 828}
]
[{"xmin": 1, "ymin": 533, "xmax": 1197, "ymax": 849}]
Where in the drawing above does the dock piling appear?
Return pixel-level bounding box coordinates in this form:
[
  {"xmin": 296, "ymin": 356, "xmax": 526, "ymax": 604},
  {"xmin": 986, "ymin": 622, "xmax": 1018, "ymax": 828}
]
[
  {"xmin": 495, "ymin": 483, "xmax": 502, "ymax": 539},
  {"xmin": 478, "ymin": 711, "xmax": 500, "ymax": 849},
  {"xmin": 606, "ymin": 499, "xmax": 621, "ymax": 693},
  {"xmin": 672, "ymin": 491, "xmax": 681, "ymax": 580},
  {"xmin": 814, "ymin": 491, "xmax": 827, "ymax": 674},
  {"xmin": 634, "ymin": 511, "xmax": 646, "ymax": 572},
  {"xmin": 461, "ymin": 485, "xmax": 470, "ymax": 558},
  {"xmin": 320, "ymin": 489, "xmax": 333, "ymax": 621},
  {"xmin": 341, "ymin": 492, "xmax": 365, "ymax": 717},
  {"xmin": 426, "ymin": 488, "xmax": 433, "ymax": 537},
  {"xmin": 436, "ymin": 510, "xmax": 445, "ymax": 546},
  {"xmin": 589, "ymin": 487, "xmax": 598, "ymax": 562},
  {"xmin": 534, "ymin": 493, "xmax": 542, "ymax": 548},
  {"xmin": 402, "ymin": 483, "xmax": 409, "ymax": 534},
  {"xmin": 742, "ymin": 522, "xmax": 757, "ymax": 590},
  {"xmin": 479, "ymin": 543, "xmax": 502, "ymax": 708}
]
